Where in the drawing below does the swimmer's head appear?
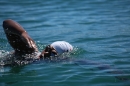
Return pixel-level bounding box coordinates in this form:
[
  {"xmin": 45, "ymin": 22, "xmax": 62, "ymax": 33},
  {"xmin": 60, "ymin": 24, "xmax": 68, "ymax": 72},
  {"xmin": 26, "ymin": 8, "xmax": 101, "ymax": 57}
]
[{"xmin": 43, "ymin": 45, "xmax": 57, "ymax": 57}]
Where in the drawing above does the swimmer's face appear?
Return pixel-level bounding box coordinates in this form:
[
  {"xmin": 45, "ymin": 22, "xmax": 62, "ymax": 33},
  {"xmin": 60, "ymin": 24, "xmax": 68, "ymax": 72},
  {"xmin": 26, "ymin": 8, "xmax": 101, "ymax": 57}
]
[{"xmin": 44, "ymin": 45, "xmax": 57, "ymax": 57}]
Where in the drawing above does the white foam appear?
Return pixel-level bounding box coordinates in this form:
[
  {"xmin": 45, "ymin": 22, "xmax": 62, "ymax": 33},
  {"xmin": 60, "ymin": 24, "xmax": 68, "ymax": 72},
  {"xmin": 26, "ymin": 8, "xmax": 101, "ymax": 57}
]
[{"xmin": 0, "ymin": 50, "xmax": 9, "ymax": 58}]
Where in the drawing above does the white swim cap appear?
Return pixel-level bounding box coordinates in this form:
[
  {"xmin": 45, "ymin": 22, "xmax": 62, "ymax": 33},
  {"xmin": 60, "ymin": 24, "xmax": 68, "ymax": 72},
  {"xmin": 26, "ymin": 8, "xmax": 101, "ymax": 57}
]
[{"xmin": 50, "ymin": 41, "xmax": 73, "ymax": 54}]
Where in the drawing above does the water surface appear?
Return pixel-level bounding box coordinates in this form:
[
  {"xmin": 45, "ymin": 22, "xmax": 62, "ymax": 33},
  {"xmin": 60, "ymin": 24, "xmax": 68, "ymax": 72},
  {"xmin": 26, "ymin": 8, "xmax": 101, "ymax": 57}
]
[{"xmin": 0, "ymin": 0, "xmax": 130, "ymax": 86}]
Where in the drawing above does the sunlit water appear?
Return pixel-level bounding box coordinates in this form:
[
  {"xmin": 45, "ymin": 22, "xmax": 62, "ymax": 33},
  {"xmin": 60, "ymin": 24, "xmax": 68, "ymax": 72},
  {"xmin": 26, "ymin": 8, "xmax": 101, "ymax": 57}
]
[{"xmin": 0, "ymin": 0, "xmax": 130, "ymax": 86}]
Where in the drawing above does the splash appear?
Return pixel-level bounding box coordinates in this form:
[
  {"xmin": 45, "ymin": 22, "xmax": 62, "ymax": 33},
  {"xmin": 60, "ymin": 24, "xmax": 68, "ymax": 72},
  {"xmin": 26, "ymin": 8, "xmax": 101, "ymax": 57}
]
[
  {"xmin": 0, "ymin": 50, "xmax": 10, "ymax": 65},
  {"xmin": 0, "ymin": 45, "xmax": 81, "ymax": 66},
  {"xmin": 0, "ymin": 39, "xmax": 82, "ymax": 66}
]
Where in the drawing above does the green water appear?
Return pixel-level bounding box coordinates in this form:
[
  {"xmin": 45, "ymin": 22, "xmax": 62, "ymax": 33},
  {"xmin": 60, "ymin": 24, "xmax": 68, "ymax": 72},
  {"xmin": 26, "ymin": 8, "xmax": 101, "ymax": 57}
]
[{"xmin": 0, "ymin": 0, "xmax": 130, "ymax": 86}]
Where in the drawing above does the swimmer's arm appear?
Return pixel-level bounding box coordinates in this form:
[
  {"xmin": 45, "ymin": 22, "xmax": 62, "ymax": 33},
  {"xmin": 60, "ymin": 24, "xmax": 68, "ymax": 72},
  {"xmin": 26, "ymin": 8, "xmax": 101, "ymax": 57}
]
[
  {"xmin": 38, "ymin": 46, "xmax": 58, "ymax": 59},
  {"xmin": 21, "ymin": 33, "xmax": 38, "ymax": 51},
  {"xmin": 39, "ymin": 50, "xmax": 48, "ymax": 58}
]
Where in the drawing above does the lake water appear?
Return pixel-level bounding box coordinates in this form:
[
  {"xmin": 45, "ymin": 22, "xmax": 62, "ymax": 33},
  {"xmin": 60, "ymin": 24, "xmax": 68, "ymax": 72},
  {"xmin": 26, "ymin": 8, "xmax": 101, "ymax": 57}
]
[{"xmin": 0, "ymin": 0, "xmax": 130, "ymax": 86}]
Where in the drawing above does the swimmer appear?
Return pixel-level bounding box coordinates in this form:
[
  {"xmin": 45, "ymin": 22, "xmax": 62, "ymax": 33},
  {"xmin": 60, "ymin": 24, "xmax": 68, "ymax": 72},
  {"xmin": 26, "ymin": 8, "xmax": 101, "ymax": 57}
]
[
  {"xmin": 2, "ymin": 19, "xmax": 129, "ymax": 81},
  {"xmin": 2, "ymin": 19, "xmax": 73, "ymax": 63}
]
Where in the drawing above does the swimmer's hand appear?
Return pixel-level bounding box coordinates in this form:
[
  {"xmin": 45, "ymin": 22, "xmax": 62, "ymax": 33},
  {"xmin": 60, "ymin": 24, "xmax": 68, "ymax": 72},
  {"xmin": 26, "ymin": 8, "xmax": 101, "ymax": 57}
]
[{"xmin": 39, "ymin": 52, "xmax": 49, "ymax": 59}]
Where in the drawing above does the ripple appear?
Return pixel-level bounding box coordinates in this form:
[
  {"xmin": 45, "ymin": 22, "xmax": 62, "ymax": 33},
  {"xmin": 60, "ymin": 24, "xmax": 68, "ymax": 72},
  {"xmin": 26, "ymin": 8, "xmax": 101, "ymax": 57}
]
[{"xmin": 0, "ymin": 0, "xmax": 130, "ymax": 86}]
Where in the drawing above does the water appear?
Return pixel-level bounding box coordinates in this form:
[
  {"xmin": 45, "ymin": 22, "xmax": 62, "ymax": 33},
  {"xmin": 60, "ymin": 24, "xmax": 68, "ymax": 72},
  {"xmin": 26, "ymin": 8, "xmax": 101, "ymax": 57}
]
[{"xmin": 0, "ymin": 0, "xmax": 130, "ymax": 86}]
